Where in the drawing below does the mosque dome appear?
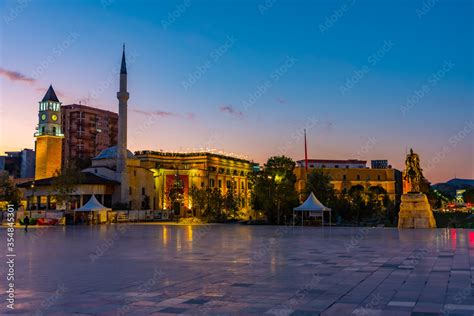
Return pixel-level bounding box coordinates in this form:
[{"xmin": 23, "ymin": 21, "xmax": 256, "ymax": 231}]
[{"xmin": 94, "ymin": 146, "xmax": 135, "ymax": 160}]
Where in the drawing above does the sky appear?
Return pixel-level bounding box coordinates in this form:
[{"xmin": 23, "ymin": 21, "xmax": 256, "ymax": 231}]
[{"xmin": 0, "ymin": 0, "xmax": 473, "ymax": 183}]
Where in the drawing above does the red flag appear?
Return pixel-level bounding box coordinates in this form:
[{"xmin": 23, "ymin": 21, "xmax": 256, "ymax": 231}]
[{"xmin": 304, "ymin": 129, "xmax": 308, "ymax": 172}]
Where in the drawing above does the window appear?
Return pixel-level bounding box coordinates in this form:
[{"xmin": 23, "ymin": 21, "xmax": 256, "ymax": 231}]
[
  {"xmin": 377, "ymin": 175, "xmax": 381, "ymax": 180},
  {"xmin": 52, "ymin": 127, "xmax": 56, "ymax": 135},
  {"xmin": 310, "ymin": 164, "xmax": 314, "ymax": 168},
  {"xmin": 142, "ymin": 187, "xmax": 145, "ymax": 195},
  {"xmin": 335, "ymin": 165, "xmax": 339, "ymax": 168},
  {"xmin": 321, "ymin": 164, "xmax": 326, "ymax": 168},
  {"xmin": 242, "ymin": 181, "xmax": 245, "ymax": 190},
  {"xmin": 226, "ymin": 180, "xmax": 231, "ymax": 188},
  {"xmin": 134, "ymin": 170, "xmax": 137, "ymax": 176},
  {"xmin": 210, "ymin": 179, "xmax": 215, "ymax": 188},
  {"xmin": 41, "ymin": 126, "xmax": 45, "ymax": 134},
  {"xmin": 129, "ymin": 187, "xmax": 132, "ymax": 195},
  {"xmin": 201, "ymin": 182, "xmax": 204, "ymax": 188},
  {"xmin": 218, "ymin": 180, "xmax": 222, "ymax": 188},
  {"xmin": 357, "ymin": 175, "xmax": 360, "ymax": 180},
  {"xmin": 343, "ymin": 175, "xmax": 347, "ymax": 180},
  {"xmin": 346, "ymin": 165, "xmax": 349, "ymax": 168}
]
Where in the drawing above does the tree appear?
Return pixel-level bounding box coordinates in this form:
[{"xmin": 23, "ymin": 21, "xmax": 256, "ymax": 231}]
[
  {"xmin": 206, "ymin": 188, "xmax": 225, "ymax": 221},
  {"xmin": 223, "ymin": 182, "xmax": 241, "ymax": 219},
  {"xmin": 463, "ymin": 188, "xmax": 474, "ymax": 204},
  {"xmin": 189, "ymin": 185, "xmax": 207, "ymax": 216},
  {"xmin": 49, "ymin": 164, "xmax": 83, "ymax": 211},
  {"xmin": 250, "ymin": 156, "xmax": 299, "ymax": 224},
  {"xmin": 189, "ymin": 186, "xmax": 226, "ymax": 222},
  {"xmin": 348, "ymin": 184, "xmax": 366, "ymax": 223},
  {"xmin": 305, "ymin": 169, "xmax": 336, "ymax": 206},
  {"xmin": 0, "ymin": 173, "xmax": 22, "ymax": 209},
  {"xmin": 366, "ymin": 185, "xmax": 389, "ymax": 220}
]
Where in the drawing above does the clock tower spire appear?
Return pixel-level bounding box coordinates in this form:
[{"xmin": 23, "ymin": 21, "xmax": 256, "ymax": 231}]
[{"xmin": 34, "ymin": 85, "xmax": 64, "ymax": 180}]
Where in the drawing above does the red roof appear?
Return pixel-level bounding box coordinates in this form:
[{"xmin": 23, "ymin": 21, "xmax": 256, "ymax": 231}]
[{"xmin": 297, "ymin": 159, "xmax": 367, "ymax": 164}]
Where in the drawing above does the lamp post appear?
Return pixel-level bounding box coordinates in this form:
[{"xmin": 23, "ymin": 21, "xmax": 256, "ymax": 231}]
[{"xmin": 30, "ymin": 182, "xmax": 36, "ymax": 217}]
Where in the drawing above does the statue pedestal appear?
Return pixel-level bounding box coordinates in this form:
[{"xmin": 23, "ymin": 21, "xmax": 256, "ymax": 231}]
[{"xmin": 398, "ymin": 193, "xmax": 436, "ymax": 229}]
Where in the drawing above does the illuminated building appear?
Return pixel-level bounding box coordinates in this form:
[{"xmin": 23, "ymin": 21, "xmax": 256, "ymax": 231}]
[
  {"xmin": 135, "ymin": 151, "xmax": 254, "ymax": 216},
  {"xmin": 34, "ymin": 85, "xmax": 64, "ymax": 180},
  {"xmin": 295, "ymin": 159, "xmax": 403, "ymax": 202},
  {"xmin": 20, "ymin": 47, "xmax": 255, "ymax": 217},
  {"xmin": 61, "ymin": 104, "xmax": 118, "ymax": 166}
]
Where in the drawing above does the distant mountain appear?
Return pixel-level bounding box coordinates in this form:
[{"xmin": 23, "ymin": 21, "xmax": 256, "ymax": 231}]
[
  {"xmin": 432, "ymin": 178, "xmax": 474, "ymax": 197},
  {"xmin": 444, "ymin": 178, "xmax": 474, "ymax": 187}
]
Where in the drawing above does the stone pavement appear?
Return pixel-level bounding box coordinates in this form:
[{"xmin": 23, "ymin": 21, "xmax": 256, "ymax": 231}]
[{"xmin": 0, "ymin": 224, "xmax": 473, "ymax": 315}]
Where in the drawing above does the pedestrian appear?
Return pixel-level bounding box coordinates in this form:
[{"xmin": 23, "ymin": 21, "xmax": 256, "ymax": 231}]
[{"xmin": 24, "ymin": 215, "xmax": 30, "ymax": 232}]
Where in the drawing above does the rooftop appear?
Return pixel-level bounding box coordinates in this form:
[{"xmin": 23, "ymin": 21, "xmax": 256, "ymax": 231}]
[{"xmin": 17, "ymin": 172, "xmax": 119, "ymax": 187}]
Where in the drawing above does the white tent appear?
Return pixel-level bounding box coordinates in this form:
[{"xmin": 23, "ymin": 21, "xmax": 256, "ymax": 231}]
[
  {"xmin": 74, "ymin": 195, "xmax": 111, "ymax": 224},
  {"xmin": 293, "ymin": 192, "xmax": 332, "ymax": 226}
]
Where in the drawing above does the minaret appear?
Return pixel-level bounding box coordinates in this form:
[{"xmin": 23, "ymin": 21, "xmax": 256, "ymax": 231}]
[{"xmin": 117, "ymin": 45, "xmax": 129, "ymax": 205}]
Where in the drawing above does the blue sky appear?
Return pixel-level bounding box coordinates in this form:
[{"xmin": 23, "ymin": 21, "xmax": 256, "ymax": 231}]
[{"xmin": 0, "ymin": 0, "xmax": 473, "ymax": 182}]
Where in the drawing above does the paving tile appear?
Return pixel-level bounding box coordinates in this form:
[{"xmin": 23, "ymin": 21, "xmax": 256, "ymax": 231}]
[{"xmin": 3, "ymin": 225, "xmax": 474, "ymax": 315}]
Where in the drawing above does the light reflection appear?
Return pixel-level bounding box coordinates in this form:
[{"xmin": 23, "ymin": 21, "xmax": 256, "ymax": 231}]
[
  {"xmin": 270, "ymin": 254, "xmax": 276, "ymax": 273},
  {"xmin": 451, "ymin": 229, "xmax": 457, "ymax": 250},
  {"xmin": 177, "ymin": 228, "xmax": 181, "ymax": 251},
  {"xmin": 187, "ymin": 225, "xmax": 193, "ymax": 242},
  {"xmin": 162, "ymin": 226, "xmax": 168, "ymax": 246}
]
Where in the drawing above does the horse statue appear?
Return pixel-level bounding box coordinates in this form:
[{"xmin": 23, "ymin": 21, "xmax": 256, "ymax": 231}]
[{"xmin": 403, "ymin": 148, "xmax": 424, "ymax": 193}]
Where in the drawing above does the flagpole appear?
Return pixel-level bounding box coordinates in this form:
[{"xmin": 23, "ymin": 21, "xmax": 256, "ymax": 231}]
[{"xmin": 304, "ymin": 128, "xmax": 308, "ymax": 172}]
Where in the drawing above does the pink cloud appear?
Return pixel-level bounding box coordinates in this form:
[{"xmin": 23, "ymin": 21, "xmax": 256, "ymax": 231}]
[
  {"xmin": 132, "ymin": 108, "xmax": 195, "ymax": 120},
  {"xmin": 218, "ymin": 104, "xmax": 244, "ymax": 119},
  {"xmin": 0, "ymin": 67, "xmax": 35, "ymax": 84}
]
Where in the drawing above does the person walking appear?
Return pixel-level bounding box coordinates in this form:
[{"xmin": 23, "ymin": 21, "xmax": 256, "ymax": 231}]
[{"xmin": 24, "ymin": 215, "xmax": 30, "ymax": 232}]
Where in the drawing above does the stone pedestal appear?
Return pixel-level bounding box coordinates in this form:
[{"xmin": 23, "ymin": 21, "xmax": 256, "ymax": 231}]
[{"xmin": 398, "ymin": 193, "xmax": 436, "ymax": 229}]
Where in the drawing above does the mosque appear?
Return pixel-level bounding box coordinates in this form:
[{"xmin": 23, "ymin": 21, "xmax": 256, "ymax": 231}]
[{"xmin": 20, "ymin": 47, "xmax": 254, "ymax": 218}]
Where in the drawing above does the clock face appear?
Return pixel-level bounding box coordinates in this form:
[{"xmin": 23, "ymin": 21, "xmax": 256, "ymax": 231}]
[
  {"xmin": 52, "ymin": 114, "xmax": 58, "ymax": 122},
  {"xmin": 41, "ymin": 114, "xmax": 47, "ymax": 121}
]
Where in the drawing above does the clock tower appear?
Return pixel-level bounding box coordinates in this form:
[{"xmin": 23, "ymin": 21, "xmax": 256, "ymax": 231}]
[{"xmin": 34, "ymin": 85, "xmax": 64, "ymax": 180}]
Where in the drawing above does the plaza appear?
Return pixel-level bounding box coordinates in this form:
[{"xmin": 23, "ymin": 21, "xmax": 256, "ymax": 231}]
[{"xmin": 1, "ymin": 225, "xmax": 473, "ymax": 315}]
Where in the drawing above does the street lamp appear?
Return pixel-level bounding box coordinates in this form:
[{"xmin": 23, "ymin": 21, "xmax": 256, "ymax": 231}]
[{"xmin": 30, "ymin": 182, "xmax": 36, "ymax": 214}]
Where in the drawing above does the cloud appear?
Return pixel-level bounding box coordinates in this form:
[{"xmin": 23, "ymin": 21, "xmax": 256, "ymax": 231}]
[
  {"xmin": 276, "ymin": 97, "xmax": 286, "ymax": 104},
  {"xmin": 0, "ymin": 67, "xmax": 35, "ymax": 84},
  {"xmin": 132, "ymin": 108, "xmax": 195, "ymax": 120},
  {"xmin": 218, "ymin": 104, "xmax": 244, "ymax": 119}
]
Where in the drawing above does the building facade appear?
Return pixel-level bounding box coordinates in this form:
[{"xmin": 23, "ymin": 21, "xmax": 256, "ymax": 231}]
[
  {"xmin": 61, "ymin": 104, "xmax": 118, "ymax": 166},
  {"xmin": 295, "ymin": 159, "xmax": 403, "ymax": 202},
  {"xmin": 135, "ymin": 151, "xmax": 255, "ymax": 216},
  {"xmin": 0, "ymin": 149, "xmax": 35, "ymax": 179},
  {"xmin": 296, "ymin": 159, "xmax": 367, "ymax": 169}
]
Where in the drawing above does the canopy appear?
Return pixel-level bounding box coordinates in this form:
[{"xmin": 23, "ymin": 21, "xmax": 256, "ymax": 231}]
[
  {"xmin": 294, "ymin": 192, "xmax": 331, "ymax": 212},
  {"xmin": 74, "ymin": 195, "xmax": 111, "ymax": 212},
  {"xmin": 293, "ymin": 192, "xmax": 331, "ymax": 227}
]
